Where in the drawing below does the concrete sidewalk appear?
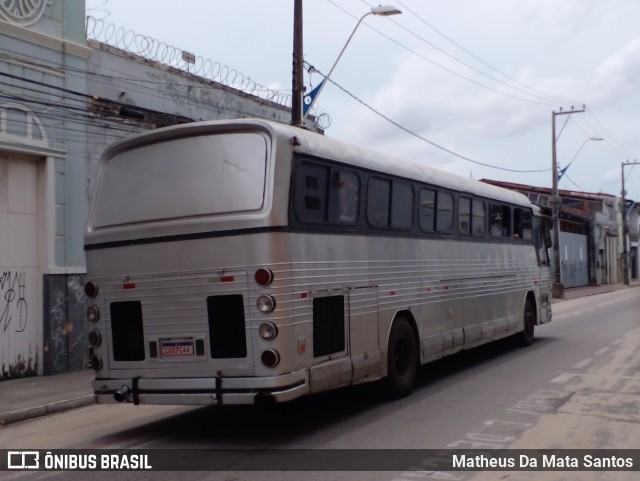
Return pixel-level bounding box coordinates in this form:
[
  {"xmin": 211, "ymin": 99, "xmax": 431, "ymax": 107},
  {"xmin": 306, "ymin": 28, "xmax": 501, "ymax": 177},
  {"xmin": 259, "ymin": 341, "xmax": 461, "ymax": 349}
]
[
  {"xmin": 0, "ymin": 369, "xmax": 95, "ymax": 426},
  {"xmin": 0, "ymin": 282, "xmax": 638, "ymax": 426},
  {"xmin": 549, "ymin": 281, "xmax": 639, "ymax": 303}
]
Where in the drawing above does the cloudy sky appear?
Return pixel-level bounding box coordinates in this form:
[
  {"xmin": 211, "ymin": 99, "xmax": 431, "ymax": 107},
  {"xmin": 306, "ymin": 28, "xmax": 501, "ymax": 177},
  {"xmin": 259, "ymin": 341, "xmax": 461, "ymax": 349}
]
[{"xmin": 85, "ymin": 0, "xmax": 640, "ymax": 201}]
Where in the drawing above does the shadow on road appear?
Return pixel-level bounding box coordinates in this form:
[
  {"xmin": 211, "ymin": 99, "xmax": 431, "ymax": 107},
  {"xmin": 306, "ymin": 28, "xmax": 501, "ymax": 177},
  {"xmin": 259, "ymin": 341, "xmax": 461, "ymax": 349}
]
[{"xmin": 90, "ymin": 333, "xmax": 556, "ymax": 448}]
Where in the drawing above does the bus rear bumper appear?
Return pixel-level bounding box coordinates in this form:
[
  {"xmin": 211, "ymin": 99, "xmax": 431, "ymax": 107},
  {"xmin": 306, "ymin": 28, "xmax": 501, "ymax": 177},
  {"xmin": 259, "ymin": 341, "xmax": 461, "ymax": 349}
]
[{"xmin": 93, "ymin": 370, "xmax": 309, "ymax": 406}]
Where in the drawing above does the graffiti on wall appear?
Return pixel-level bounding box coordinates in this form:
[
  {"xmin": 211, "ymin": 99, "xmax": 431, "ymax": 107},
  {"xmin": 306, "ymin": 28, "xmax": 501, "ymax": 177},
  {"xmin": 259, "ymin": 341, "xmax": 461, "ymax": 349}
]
[
  {"xmin": 0, "ymin": 271, "xmax": 28, "ymax": 333},
  {"xmin": 1, "ymin": 272, "xmax": 90, "ymax": 380},
  {"xmin": 0, "ymin": 270, "xmax": 37, "ymax": 380},
  {"xmin": 44, "ymin": 274, "xmax": 88, "ymax": 375}
]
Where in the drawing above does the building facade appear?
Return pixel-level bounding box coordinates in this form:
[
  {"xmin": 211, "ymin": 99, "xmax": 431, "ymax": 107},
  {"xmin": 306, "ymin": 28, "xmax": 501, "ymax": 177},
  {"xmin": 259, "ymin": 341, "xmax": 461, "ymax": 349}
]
[
  {"xmin": 1, "ymin": 0, "xmax": 292, "ymax": 379},
  {"xmin": 482, "ymin": 179, "xmax": 640, "ymax": 289}
]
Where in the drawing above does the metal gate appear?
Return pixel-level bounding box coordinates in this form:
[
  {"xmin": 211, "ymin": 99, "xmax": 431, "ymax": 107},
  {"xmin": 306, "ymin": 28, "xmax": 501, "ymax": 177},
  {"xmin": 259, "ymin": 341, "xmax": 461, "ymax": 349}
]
[{"xmin": 560, "ymin": 231, "xmax": 589, "ymax": 288}]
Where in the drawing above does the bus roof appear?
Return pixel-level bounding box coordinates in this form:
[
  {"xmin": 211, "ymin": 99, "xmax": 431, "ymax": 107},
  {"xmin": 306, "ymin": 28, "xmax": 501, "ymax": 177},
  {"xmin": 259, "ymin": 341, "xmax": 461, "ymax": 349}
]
[
  {"xmin": 98, "ymin": 118, "xmax": 533, "ymax": 209},
  {"xmin": 269, "ymin": 120, "xmax": 533, "ymax": 208}
]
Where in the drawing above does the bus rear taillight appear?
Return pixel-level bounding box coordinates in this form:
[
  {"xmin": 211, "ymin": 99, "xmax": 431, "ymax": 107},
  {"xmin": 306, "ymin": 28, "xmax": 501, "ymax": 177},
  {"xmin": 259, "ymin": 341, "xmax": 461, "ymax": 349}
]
[
  {"xmin": 84, "ymin": 281, "xmax": 99, "ymax": 298},
  {"xmin": 256, "ymin": 295, "xmax": 276, "ymax": 313},
  {"xmin": 90, "ymin": 353, "xmax": 103, "ymax": 372},
  {"xmin": 259, "ymin": 322, "xmax": 278, "ymax": 340},
  {"xmin": 87, "ymin": 305, "xmax": 100, "ymax": 323},
  {"xmin": 261, "ymin": 349, "xmax": 280, "ymax": 368},
  {"xmin": 88, "ymin": 330, "xmax": 102, "ymax": 347},
  {"xmin": 254, "ymin": 268, "xmax": 274, "ymax": 286}
]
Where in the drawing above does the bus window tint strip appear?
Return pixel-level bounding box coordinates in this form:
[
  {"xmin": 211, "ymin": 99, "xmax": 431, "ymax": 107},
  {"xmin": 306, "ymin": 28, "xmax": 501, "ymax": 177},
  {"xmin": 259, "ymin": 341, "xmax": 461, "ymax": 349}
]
[{"xmin": 291, "ymin": 156, "xmax": 534, "ymax": 244}]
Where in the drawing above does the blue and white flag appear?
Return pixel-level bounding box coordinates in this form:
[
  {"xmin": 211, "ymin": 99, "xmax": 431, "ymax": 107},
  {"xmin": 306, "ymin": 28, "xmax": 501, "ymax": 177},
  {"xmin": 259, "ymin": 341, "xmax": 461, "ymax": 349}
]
[
  {"xmin": 303, "ymin": 80, "xmax": 325, "ymax": 115},
  {"xmin": 557, "ymin": 165, "xmax": 570, "ymax": 181}
]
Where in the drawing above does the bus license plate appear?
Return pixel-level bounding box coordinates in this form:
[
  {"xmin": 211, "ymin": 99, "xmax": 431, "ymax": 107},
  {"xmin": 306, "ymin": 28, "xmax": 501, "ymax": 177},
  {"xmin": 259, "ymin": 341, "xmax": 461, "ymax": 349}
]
[{"xmin": 161, "ymin": 340, "xmax": 194, "ymax": 357}]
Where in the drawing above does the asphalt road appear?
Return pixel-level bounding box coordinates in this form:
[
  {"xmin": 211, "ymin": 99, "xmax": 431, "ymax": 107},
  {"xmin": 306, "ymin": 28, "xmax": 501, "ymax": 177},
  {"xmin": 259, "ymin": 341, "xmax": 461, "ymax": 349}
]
[{"xmin": 1, "ymin": 288, "xmax": 638, "ymax": 481}]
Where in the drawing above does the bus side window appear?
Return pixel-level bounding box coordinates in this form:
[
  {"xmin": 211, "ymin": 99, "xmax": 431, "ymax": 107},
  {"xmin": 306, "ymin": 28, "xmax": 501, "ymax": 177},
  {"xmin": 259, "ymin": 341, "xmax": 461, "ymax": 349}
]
[
  {"xmin": 514, "ymin": 208, "xmax": 522, "ymax": 239},
  {"xmin": 472, "ymin": 198, "xmax": 486, "ymax": 236},
  {"xmin": 502, "ymin": 206, "xmax": 512, "ymax": 237},
  {"xmin": 490, "ymin": 204, "xmax": 502, "ymax": 237},
  {"xmin": 329, "ymin": 169, "xmax": 360, "ymax": 224},
  {"xmin": 436, "ymin": 191, "xmax": 454, "ymax": 233},
  {"xmin": 490, "ymin": 204, "xmax": 511, "ymax": 238},
  {"xmin": 419, "ymin": 188, "xmax": 436, "ymax": 232},
  {"xmin": 295, "ymin": 162, "xmax": 329, "ymax": 222},
  {"xmin": 391, "ymin": 181, "xmax": 413, "ymax": 229},
  {"xmin": 367, "ymin": 177, "xmax": 391, "ymax": 228},
  {"xmin": 534, "ymin": 217, "xmax": 550, "ymax": 265},
  {"xmin": 513, "ymin": 208, "xmax": 532, "ymax": 240},
  {"xmin": 459, "ymin": 196, "xmax": 471, "ymax": 235},
  {"xmin": 522, "ymin": 210, "xmax": 532, "ymax": 240}
]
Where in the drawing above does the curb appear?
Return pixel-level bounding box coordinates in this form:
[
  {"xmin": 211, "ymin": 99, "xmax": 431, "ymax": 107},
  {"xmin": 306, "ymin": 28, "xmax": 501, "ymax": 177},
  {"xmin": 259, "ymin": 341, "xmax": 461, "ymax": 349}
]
[
  {"xmin": 0, "ymin": 394, "xmax": 95, "ymax": 426},
  {"xmin": 550, "ymin": 287, "xmax": 620, "ymax": 304}
]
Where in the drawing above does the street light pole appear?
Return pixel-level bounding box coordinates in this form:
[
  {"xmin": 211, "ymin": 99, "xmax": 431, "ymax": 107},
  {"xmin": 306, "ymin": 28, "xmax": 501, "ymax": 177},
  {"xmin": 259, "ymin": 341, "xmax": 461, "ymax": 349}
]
[
  {"xmin": 557, "ymin": 136, "xmax": 603, "ymax": 182},
  {"xmin": 621, "ymin": 160, "xmax": 640, "ymax": 285},
  {"xmin": 291, "ymin": 0, "xmax": 304, "ymax": 126},
  {"xmin": 302, "ymin": 4, "xmax": 401, "ymax": 121},
  {"xmin": 551, "ymin": 106, "xmax": 585, "ymax": 299}
]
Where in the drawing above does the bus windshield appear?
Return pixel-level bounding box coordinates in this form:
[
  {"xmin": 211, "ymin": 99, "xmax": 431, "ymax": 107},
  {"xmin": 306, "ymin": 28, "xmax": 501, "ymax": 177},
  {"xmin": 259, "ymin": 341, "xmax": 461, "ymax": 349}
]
[{"xmin": 92, "ymin": 132, "xmax": 268, "ymax": 228}]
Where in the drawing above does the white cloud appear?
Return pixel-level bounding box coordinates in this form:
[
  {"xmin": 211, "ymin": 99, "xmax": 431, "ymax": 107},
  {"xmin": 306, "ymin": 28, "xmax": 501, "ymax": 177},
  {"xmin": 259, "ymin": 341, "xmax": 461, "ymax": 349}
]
[
  {"xmin": 85, "ymin": 0, "xmax": 640, "ymax": 195},
  {"xmin": 591, "ymin": 37, "xmax": 640, "ymax": 104}
]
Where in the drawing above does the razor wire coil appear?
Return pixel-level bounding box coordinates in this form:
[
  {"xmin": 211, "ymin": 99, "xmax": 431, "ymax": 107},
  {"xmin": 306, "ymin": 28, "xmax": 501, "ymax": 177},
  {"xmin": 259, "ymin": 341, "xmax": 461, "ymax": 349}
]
[{"xmin": 85, "ymin": 16, "xmax": 295, "ymax": 108}]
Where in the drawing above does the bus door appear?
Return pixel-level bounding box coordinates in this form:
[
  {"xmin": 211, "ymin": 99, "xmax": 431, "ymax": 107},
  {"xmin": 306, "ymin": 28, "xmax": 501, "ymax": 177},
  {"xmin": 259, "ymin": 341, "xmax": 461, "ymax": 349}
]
[
  {"xmin": 348, "ymin": 286, "xmax": 381, "ymax": 384},
  {"xmin": 308, "ymin": 288, "xmax": 351, "ymax": 393}
]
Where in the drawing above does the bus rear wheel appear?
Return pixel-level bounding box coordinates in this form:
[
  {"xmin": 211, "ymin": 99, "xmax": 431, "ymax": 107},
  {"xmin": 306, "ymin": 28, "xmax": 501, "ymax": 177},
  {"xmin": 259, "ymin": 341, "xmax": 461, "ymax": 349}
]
[
  {"xmin": 385, "ymin": 317, "xmax": 418, "ymax": 399},
  {"xmin": 519, "ymin": 298, "xmax": 535, "ymax": 347}
]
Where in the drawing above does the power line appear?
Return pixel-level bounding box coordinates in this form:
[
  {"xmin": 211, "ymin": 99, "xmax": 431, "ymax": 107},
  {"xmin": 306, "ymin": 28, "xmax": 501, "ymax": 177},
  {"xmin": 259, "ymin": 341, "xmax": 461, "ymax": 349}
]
[
  {"xmin": 323, "ymin": 0, "xmax": 640, "ymax": 173},
  {"xmin": 393, "ymin": 0, "xmax": 579, "ymax": 107},
  {"xmin": 0, "ymin": 48, "xmax": 288, "ymax": 121},
  {"xmin": 326, "ymin": 0, "xmax": 577, "ymax": 108},
  {"xmin": 585, "ymin": 110, "xmax": 638, "ymax": 160},
  {"xmin": 305, "ymin": 62, "xmax": 549, "ymax": 173},
  {"xmin": 1, "ymin": 57, "xmax": 290, "ymax": 161}
]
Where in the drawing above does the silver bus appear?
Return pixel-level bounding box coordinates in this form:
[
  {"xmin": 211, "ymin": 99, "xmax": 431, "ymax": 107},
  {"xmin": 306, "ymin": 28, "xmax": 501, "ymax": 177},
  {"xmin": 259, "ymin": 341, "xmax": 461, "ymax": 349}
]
[{"xmin": 85, "ymin": 118, "xmax": 552, "ymax": 406}]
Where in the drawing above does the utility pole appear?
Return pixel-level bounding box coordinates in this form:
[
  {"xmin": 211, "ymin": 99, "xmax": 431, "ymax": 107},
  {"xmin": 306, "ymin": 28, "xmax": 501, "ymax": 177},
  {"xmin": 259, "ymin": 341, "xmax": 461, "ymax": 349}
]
[
  {"xmin": 621, "ymin": 161, "xmax": 640, "ymax": 285},
  {"xmin": 291, "ymin": 0, "xmax": 304, "ymax": 126},
  {"xmin": 551, "ymin": 106, "xmax": 585, "ymax": 299}
]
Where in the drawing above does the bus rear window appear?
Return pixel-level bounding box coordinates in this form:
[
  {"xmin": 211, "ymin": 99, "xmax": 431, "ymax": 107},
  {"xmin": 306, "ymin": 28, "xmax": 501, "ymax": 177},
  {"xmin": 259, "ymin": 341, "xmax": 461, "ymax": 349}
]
[{"xmin": 92, "ymin": 132, "xmax": 268, "ymax": 227}]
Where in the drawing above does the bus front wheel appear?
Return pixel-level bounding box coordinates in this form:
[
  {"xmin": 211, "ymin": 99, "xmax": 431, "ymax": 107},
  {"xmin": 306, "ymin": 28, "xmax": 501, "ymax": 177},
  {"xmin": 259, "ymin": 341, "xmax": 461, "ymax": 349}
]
[{"xmin": 385, "ymin": 317, "xmax": 418, "ymax": 399}]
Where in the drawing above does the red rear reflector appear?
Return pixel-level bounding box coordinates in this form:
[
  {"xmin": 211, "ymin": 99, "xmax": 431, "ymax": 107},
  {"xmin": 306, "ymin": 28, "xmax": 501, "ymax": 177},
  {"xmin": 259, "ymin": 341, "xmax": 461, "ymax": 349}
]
[
  {"xmin": 221, "ymin": 276, "xmax": 234, "ymax": 283},
  {"xmin": 123, "ymin": 283, "xmax": 136, "ymax": 290}
]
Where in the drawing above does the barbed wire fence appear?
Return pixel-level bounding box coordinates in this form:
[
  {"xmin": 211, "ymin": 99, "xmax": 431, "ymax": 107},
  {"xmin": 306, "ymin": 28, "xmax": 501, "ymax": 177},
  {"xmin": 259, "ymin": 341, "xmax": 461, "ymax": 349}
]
[
  {"xmin": 85, "ymin": 15, "xmax": 292, "ymax": 106},
  {"xmin": 86, "ymin": 16, "xmax": 331, "ymax": 119}
]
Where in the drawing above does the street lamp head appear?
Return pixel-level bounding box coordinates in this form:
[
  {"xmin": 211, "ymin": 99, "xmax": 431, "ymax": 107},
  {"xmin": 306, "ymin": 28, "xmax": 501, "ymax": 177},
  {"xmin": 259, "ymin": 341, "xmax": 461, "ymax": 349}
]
[
  {"xmin": 300, "ymin": 3, "xmax": 402, "ymax": 121},
  {"xmin": 371, "ymin": 5, "xmax": 402, "ymax": 16},
  {"xmin": 589, "ymin": 136, "xmax": 604, "ymax": 141}
]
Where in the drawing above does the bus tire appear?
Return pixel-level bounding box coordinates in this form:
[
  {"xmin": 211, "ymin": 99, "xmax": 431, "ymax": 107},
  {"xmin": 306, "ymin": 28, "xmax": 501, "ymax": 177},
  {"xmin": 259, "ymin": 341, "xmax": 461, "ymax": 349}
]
[
  {"xmin": 519, "ymin": 298, "xmax": 535, "ymax": 347},
  {"xmin": 385, "ymin": 317, "xmax": 418, "ymax": 399}
]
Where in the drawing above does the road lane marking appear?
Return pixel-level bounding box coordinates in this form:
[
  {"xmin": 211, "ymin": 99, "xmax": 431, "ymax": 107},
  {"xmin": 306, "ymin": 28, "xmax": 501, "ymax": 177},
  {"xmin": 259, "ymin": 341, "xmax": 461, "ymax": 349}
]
[
  {"xmin": 573, "ymin": 358, "xmax": 592, "ymax": 369},
  {"xmin": 551, "ymin": 371, "xmax": 636, "ymax": 382},
  {"xmin": 550, "ymin": 372, "xmax": 575, "ymax": 384}
]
